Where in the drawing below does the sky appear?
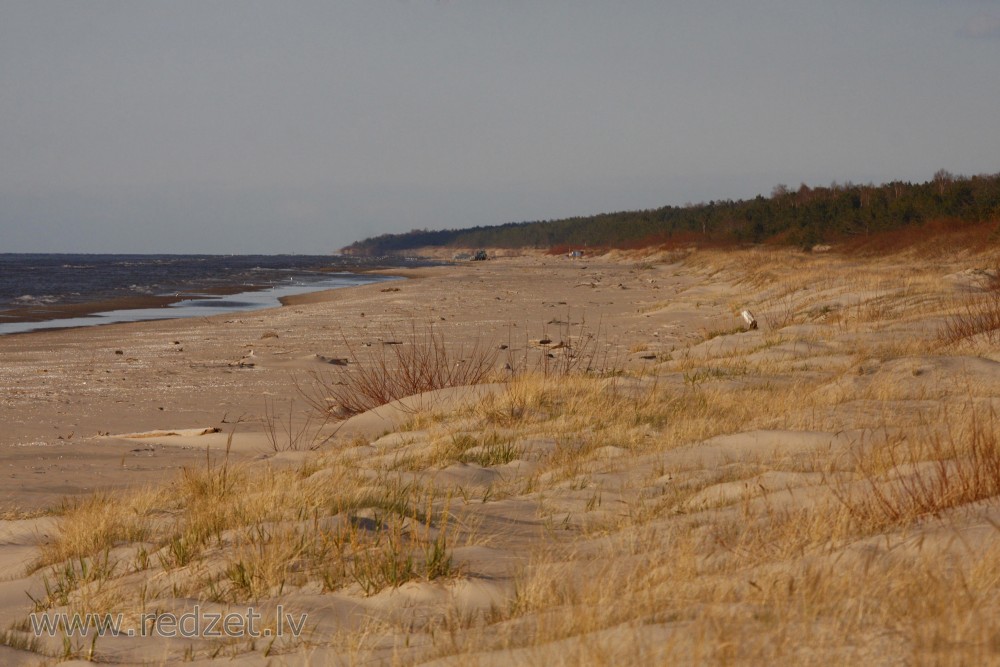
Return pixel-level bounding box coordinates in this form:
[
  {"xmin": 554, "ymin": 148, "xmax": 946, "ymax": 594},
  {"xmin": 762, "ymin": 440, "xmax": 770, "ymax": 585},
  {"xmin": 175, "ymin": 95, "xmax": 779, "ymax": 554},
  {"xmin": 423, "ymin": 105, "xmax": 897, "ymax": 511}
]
[{"xmin": 1, "ymin": 1, "xmax": 998, "ymax": 254}]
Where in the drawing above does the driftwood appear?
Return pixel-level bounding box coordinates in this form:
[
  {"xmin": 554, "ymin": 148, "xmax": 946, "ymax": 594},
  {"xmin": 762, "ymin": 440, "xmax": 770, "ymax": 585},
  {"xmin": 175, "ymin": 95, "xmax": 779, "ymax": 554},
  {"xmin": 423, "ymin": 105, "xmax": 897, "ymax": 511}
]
[
  {"xmin": 741, "ymin": 309, "xmax": 758, "ymax": 330},
  {"xmin": 112, "ymin": 427, "xmax": 220, "ymax": 439}
]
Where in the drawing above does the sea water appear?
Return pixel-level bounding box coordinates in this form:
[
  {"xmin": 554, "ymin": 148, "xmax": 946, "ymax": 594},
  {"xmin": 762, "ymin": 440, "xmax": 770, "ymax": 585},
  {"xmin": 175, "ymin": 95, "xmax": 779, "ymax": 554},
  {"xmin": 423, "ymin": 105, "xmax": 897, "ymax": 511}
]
[{"xmin": 0, "ymin": 254, "xmax": 412, "ymax": 335}]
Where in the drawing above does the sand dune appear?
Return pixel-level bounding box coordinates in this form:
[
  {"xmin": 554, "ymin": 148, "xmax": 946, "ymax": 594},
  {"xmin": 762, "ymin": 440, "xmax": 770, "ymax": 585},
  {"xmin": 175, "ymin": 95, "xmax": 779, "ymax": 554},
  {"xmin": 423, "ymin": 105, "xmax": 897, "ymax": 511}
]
[{"xmin": 1, "ymin": 248, "xmax": 999, "ymax": 664}]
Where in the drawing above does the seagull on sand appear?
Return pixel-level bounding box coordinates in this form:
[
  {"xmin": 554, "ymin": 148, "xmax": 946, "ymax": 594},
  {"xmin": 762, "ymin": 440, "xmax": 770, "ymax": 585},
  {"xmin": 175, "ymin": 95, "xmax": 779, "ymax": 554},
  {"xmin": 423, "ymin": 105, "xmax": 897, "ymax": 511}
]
[{"xmin": 237, "ymin": 349, "xmax": 256, "ymax": 367}]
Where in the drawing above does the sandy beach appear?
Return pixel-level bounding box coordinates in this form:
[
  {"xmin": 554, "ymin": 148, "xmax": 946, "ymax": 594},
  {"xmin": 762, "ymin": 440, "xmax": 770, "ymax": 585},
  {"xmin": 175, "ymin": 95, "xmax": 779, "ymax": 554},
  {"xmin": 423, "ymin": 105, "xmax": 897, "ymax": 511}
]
[{"xmin": 2, "ymin": 247, "xmax": 1000, "ymax": 665}]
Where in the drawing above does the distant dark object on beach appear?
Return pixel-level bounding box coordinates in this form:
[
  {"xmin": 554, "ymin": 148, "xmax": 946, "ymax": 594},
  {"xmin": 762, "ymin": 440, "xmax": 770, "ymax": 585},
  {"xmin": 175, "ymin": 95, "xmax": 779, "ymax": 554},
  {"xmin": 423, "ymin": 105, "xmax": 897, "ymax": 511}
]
[
  {"xmin": 567, "ymin": 250, "xmax": 584, "ymax": 258},
  {"xmin": 315, "ymin": 355, "xmax": 349, "ymax": 366},
  {"xmin": 473, "ymin": 250, "xmax": 489, "ymax": 261}
]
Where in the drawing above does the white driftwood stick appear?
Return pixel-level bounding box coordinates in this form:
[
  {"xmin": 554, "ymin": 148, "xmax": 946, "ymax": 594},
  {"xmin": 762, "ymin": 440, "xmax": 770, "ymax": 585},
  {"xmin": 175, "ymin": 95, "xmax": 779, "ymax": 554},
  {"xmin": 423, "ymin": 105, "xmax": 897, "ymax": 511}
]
[{"xmin": 741, "ymin": 309, "xmax": 758, "ymax": 330}]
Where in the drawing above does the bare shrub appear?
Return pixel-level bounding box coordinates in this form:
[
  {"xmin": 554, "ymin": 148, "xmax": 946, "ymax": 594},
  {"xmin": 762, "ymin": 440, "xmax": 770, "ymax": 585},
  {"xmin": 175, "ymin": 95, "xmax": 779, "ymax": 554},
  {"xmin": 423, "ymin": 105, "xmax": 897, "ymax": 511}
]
[
  {"xmin": 299, "ymin": 324, "xmax": 501, "ymax": 418},
  {"xmin": 298, "ymin": 318, "xmax": 621, "ymax": 421},
  {"xmin": 762, "ymin": 292, "xmax": 798, "ymax": 331},
  {"xmin": 263, "ymin": 398, "xmax": 335, "ymax": 451}
]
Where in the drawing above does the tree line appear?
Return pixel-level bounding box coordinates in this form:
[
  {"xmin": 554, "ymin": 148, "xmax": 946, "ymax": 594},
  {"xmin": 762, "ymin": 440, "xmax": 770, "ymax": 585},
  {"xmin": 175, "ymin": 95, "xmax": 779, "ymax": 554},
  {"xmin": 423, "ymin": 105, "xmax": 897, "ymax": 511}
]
[{"xmin": 340, "ymin": 171, "xmax": 1000, "ymax": 256}]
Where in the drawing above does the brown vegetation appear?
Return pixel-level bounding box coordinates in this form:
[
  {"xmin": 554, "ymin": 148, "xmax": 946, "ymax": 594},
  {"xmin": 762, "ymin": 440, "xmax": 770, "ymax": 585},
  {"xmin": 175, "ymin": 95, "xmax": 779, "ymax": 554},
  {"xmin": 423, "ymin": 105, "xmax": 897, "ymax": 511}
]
[{"xmin": 298, "ymin": 324, "xmax": 500, "ymax": 417}]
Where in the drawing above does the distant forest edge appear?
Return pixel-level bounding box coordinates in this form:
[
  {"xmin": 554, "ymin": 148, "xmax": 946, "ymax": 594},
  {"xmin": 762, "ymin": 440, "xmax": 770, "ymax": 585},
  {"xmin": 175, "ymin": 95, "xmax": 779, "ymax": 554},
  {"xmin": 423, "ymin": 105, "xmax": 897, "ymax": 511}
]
[{"xmin": 341, "ymin": 171, "xmax": 1000, "ymax": 256}]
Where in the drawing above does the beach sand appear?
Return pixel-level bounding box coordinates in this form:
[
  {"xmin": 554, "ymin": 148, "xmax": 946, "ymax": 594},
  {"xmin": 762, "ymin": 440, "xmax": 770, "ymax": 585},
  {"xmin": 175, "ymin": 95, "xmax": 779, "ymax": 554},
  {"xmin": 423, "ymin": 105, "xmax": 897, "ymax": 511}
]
[{"xmin": 1, "ymin": 248, "xmax": 999, "ymax": 665}]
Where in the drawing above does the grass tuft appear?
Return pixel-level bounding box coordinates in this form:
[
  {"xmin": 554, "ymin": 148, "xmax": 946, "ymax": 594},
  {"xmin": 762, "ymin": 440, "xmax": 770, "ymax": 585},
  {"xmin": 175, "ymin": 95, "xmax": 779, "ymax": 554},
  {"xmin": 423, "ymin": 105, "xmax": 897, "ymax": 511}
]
[
  {"xmin": 835, "ymin": 405, "xmax": 1000, "ymax": 531},
  {"xmin": 939, "ymin": 289, "xmax": 1000, "ymax": 346}
]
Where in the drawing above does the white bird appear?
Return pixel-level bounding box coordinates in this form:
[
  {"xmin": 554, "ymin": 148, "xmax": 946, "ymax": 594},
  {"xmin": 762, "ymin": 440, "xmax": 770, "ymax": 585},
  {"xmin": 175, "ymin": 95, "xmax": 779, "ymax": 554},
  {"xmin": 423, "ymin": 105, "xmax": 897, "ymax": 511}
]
[{"xmin": 238, "ymin": 349, "xmax": 257, "ymax": 367}]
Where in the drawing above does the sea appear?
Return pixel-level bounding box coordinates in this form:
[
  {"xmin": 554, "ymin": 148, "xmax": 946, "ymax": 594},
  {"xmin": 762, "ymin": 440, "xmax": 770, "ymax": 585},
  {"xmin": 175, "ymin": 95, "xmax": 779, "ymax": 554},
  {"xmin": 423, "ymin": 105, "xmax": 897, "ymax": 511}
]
[{"xmin": 0, "ymin": 254, "xmax": 415, "ymax": 335}]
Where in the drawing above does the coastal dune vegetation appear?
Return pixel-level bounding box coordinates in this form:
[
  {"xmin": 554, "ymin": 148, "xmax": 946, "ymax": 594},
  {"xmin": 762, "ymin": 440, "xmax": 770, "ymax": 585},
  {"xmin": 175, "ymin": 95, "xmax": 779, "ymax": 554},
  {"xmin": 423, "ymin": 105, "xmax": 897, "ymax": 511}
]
[{"xmin": 3, "ymin": 232, "xmax": 1000, "ymax": 665}]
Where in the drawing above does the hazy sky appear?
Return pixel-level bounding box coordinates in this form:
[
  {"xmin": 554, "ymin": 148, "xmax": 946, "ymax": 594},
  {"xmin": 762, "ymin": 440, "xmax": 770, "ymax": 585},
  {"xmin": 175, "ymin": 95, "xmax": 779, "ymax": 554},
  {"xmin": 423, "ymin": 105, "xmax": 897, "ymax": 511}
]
[{"xmin": 2, "ymin": 1, "xmax": 998, "ymax": 254}]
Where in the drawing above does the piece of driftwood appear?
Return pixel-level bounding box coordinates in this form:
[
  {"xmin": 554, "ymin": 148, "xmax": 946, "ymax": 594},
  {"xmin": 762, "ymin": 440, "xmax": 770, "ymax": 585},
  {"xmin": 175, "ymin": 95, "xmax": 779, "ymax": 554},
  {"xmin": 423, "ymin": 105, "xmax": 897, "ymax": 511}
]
[
  {"xmin": 113, "ymin": 427, "xmax": 221, "ymax": 439},
  {"xmin": 741, "ymin": 309, "xmax": 758, "ymax": 330}
]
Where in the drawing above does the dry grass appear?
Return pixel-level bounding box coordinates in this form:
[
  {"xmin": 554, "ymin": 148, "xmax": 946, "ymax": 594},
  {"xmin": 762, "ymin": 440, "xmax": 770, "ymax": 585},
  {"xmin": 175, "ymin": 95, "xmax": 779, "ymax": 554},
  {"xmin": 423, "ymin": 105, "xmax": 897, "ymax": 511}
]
[
  {"xmin": 25, "ymin": 444, "xmax": 465, "ymax": 662},
  {"xmin": 939, "ymin": 288, "xmax": 1000, "ymax": 347},
  {"xmin": 835, "ymin": 405, "xmax": 1000, "ymax": 532},
  {"xmin": 421, "ymin": 247, "xmax": 1000, "ymax": 665},
  {"xmin": 14, "ymin": 245, "xmax": 1000, "ymax": 664},
  {"xmin": 38, "ymin": 491, "xmax": 159, "ymax": 568},
  {"xmin": 381, "ymin": 248, "xmax": 1000, "ymax": 664},
  {"xmin": 454, "ymin": 454, "xmax": 1000, "ymax": 664},
  {"xmin": 504, "ymin": 315, "xmax": 623, "ymax": 378}
]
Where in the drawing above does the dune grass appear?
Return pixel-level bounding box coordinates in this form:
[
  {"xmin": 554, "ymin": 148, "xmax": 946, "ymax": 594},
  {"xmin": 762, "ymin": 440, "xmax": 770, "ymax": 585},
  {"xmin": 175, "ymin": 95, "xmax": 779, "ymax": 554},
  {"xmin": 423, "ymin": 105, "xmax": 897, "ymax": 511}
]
[{"xmin": 11, "ymin": 245, "xmax": 1000, "ymax": 664}]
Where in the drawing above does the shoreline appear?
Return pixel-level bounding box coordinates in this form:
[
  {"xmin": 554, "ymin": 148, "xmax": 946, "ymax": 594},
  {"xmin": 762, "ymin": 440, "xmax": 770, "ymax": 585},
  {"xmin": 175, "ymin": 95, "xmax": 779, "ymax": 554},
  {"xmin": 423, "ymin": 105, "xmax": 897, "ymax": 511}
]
[
  {"xmin": 0, "ymin": 272, "xmax": 404, "ymax": 336},
  {"xmin": 0, "ymin": 253, "xmax": 437, "ymax": 334},
  {"xmin": 0, "ymin": 253, "xmax": 692, "ymax": 486},
  {"xmin": 0, "ymin": 286, "xmax": 243, "ymax": 324}
]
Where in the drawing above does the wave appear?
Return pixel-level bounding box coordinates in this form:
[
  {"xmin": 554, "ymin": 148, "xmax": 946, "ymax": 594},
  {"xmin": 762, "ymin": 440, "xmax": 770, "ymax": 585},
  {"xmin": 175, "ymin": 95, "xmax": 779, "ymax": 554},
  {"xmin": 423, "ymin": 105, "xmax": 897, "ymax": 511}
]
[{"xmin": 15, "ymin": 294, "xmax": 59, "ymax": 305}]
